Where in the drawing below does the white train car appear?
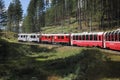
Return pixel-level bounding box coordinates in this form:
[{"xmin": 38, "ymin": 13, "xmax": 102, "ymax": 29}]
[
  {"xmin": 28, "ymin": 33, "xmax": 40, "ymax": 42},
  {"xmin": 18, "ymin": 33, "xmax": 40, "ymax": 42},
  {"xmin": 18, "ymin": 33, "xmax": 29, "ymax": 42}
]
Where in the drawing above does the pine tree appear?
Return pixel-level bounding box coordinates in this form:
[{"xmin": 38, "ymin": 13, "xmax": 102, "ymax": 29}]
[
  {"xmin": 24, "ymin": 0, "xmax": 45, "ymax": 33},
  {"xmin": 7, "ymin": 0, "xmax": 23, "ymax": 33},
  {"xmin": 14, "ymin": 0, "xmax": 23, "ymax": 33},
  {"xmin": 27, "ymin": 0, "xmax": 38, "ymax": 32},
  {"xmin": 0, "ymin": 0, "xmax": 7, "ymax": 30},
  {"xmin": 7, "ymin": 2, "xmax": 14, "ymax": 31}
]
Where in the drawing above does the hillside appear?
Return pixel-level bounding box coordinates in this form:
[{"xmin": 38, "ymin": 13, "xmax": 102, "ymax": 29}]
[
  {"xmin": 41, "ymin": 18, "xmax": 119, "ymax": 34},
  {"xmin": 41, "ymin": 20, "xmax": 97, "ymax": 33},
  {"xmin": 0, "ymin": 34, "xmax": 120, "ymax": 80}
]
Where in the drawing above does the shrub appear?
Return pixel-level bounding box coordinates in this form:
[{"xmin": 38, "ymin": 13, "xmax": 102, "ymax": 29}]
[{"xmin": 75, "ymin": 49, "xmax": 108, "ymax": 80}]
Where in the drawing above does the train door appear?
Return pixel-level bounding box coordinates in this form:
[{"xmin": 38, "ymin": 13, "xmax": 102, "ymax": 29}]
[
  {"xmin": 52, "ymin": 35, "xmax": 54, "ymax": 44},
  {"xmin": 68, "ymin": 35, "xmax": 71, "ymax": 45},
  {"xmin": 70, "ymin": 34, "xmax": 73, "ymax": 46}
]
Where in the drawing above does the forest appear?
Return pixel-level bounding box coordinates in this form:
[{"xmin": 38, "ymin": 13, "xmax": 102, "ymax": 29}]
[
  {"xmin": 0, "ymin": 0, "xmax": 119, "ymax": 33},
  {"xmin": 22, "ymin": 0, "xmax": 120, "ymax": 33}
]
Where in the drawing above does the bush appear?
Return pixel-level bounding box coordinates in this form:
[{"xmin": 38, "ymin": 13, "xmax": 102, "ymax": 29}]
[{"xmin": 75, "ymin": 49, "xmax": 108, "ymax": 80}]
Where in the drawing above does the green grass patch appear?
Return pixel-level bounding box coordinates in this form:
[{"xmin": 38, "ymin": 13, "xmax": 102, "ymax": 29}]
[
  {"xmin": 0, "ymin": 31, "xmax": 17, "ymax": 42},
  {"xmin": 0, "ymin": 39, "xmax": 120, "ymax": 80}
]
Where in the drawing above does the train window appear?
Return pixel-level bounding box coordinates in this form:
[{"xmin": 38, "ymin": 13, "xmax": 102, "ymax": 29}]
[
  {"xmin": 57, "ymin": 36, "xmax": 59, "ymax": 39},
  {"xmin": 58, "ymin": 36, "xmax": 60, "ymax": 39},
  {"xmin": 105, "ymin": 33, "xmax": 108, "ymax": 41},
  {"xmin": 86, "ymin": 35, "xmax": 89, "ymax": 40},
  {"xmin": 99, "ymin": 36, "xmax": 101, "ymax": 41},
  {"xmin": 111, "ymin": 35, "xmax": 113, "ymax": 41},
  {"xmin": 33, "ymin": 35, "xmax": 35, "ymax": 38},
  {"xmin": 76, "ymin": 35, "xmax": 78, "ymax": 40},
  {"xmin": 108, "ymin": 32, "xmax": 111, "ymax": 41},
  {"xmin": 79, "ymin": 36, "xmax": 81, "ymax": 40},
  {"xmin": 119, "ymin": 32, "xmax": 120, "ymax": 41},
  {"xmin": 61, "ymin": 36, "xmax": 64, "ymax": 39},
  {"xmin": 107, "ymin": 32, "xmax": 109, "ymax": 41},
  {"xmin": 94, "ymin": 35, "xmax": 97, "ymax": 41},
  {"xmin": 66, "ymin": 36, "xmax": 69, "ymax": 39},
  {"xmin": 111, "ymin": 32, "xmax": 114, "ymax": 41},
  {"xmin": 73, "ymin": 36, "xmax": 75, "ymax": 40},
  {"xmin": 24, "ymin": 35, "xmax": 26, "ymax": 38},
  {"xmin": 82, "ymin": 35, "xmax": 85, "ymax": 40},
  {"xmin": 21, "ymin": 35, "xmax": 23, "ymax": 38},
  {"xmin": 115, "ymin": 32, "xmax": 117, "ymax": 41},
  {"xmin": 108, "ymin": 35, "xmax": 110, "ymax": 41},
  {"xmin": 37, "ymin": 35, "xmax": 39, "ymax": 38},
  {"xmin": 90, "ymin": 35, "xmax": 92, "ymax": 40}
]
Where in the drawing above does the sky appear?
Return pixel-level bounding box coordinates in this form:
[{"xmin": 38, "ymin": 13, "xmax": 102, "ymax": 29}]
[{"xmin": 4, "ymin": 0, "xmax": 30, "ymax": 15}]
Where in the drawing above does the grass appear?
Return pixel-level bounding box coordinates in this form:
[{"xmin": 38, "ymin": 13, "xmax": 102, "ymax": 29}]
[
  {"xmin": 0, "ymin": 31, "xmax": 17, "ymax": 42},
  {"xmin": 25, "ymin": 45, "xmax": 120, "ymax": 80},
  {"xmin": 0, "ymin": 35, "xmax": 120, "ymax": 80},
  {"xmin": 107, "ymin": 55, "xmax": 120, "ymax": 61},
  {"xmin": 42, "ymin": 23, "xmax": 79, "ymax": 34},
  {"xmin": 33, "ymin": 46, "xmax": 82, "ymax": 61}
]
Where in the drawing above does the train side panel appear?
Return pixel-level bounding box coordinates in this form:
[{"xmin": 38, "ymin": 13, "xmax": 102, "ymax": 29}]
[
  {"xmin": 104, "ymin": 29, "xmax": 120, "ymax": 51},
  {"xmin": 71, "ymin": 32, "xmax": 103, "ymax": 48},
  {"xmin": 40, "ymin": 34, "xmax": 53, "ymax": 43},
  {"xmin": 53, "ymin": 34, "xmax": 70, "ymax": 45}
]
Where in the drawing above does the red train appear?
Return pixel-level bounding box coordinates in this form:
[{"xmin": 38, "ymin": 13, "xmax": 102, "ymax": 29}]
[
  {"xmin": 18, "ymin": 29, "xmax": 120, "ymax": 51},
  {"xmin": 40, "ymin": 34, "xmax": 70, "ymax": 45}
]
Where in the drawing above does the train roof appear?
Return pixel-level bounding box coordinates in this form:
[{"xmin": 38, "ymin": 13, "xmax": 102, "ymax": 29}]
[
  {"xmin": 41, "ymin": 33, "xmax": 70, "ymax": 36},
  {"xmin": 71, "ymin": 32, "xmax": 104, "ymax": 35},
  {"xmin": 18, "ymin": 33, "xmax": 40, "ymax": 35}
]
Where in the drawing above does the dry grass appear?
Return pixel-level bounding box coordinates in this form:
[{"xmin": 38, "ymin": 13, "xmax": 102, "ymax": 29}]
[{"xmin": 47, "ymin": 75, "xmax": 61, "ymax": 80}]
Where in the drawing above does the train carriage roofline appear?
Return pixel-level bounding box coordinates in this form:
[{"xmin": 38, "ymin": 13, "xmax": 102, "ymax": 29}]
[
  {"xmin": 41, "ymin": 33, "xmax": 70, "ymax": 36},
  {"xmin": 71, "ymin": 32, "xmax": 104, "ymax": 36}
]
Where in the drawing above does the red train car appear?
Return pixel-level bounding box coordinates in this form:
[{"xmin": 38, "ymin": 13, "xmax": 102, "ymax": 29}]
[
  {"xmin": 104, "ymin": 29, "xmax": 120, "ymax": 51},
  {"xmin": 40, "ymin": 34, "xmax": 53, "ymax": 43},
  {"xmin": 71, "ymin": 32, "xmax": 104, "ymax": 48},
  {"xmin": 40, "ymin": 34, "xmax": 71, "ymax": 45},
  {"xmin": 52, "ymin": 34, "xmax": 70, "ymax": 45}
]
